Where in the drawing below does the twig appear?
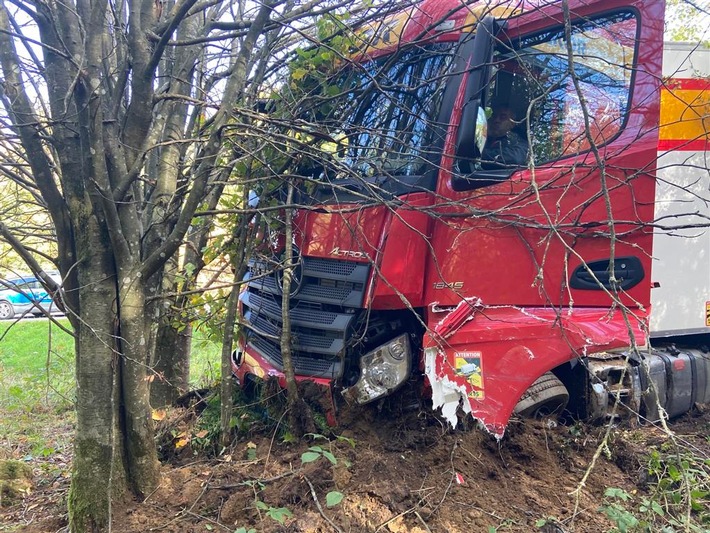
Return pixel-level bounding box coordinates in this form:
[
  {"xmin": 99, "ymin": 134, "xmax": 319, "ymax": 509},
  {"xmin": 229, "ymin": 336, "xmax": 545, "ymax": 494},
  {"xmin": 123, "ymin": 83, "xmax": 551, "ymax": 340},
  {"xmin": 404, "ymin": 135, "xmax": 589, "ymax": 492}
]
[
  {"xmin": 262, "ymin": 407, "xmax": 289, "ymax": 477},
  {"xmin": 179, "ymin": 508, "xmax": 231, "ymax": 531},
  {"xmin": 376, "ymin": 509, "xmax": 414, "ymax": 532},
  {"xmin": 431, "ymin": 439, "xmax": 459, "ymax": 514},
  {"xmin": 208, "ymin": 468, "xmax": 300, "ymax": 490},
  {"xmin": 153, "ymin": 473, "xmax": 213, "ymax": 530},
  {"xmin": 303, "ymin": 475, "xmax": 344, "ymax": 533},
  {"xmin": 414, "ymin": 511, "xmax": 433, "ymax": 533}
]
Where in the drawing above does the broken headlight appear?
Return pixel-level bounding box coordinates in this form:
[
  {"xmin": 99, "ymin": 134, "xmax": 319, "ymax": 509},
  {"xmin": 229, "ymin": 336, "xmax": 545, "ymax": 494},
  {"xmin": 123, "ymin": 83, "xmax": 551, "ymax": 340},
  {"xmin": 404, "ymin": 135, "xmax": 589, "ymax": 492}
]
[{"xmin": 342, "ymin": 334, "xmax": 411, "ymax": 404}]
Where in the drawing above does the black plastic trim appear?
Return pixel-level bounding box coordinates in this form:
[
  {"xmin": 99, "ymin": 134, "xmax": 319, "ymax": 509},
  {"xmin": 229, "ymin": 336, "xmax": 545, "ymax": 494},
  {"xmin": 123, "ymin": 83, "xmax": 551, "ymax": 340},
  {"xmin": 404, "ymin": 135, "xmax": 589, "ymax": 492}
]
[
  {"xmin": 569, "ymin": 256, "xmax": 644, "ymax": 291},
  {"xmin": 451, "ymin": 168, "xmax": 517, "ymax": 191}
]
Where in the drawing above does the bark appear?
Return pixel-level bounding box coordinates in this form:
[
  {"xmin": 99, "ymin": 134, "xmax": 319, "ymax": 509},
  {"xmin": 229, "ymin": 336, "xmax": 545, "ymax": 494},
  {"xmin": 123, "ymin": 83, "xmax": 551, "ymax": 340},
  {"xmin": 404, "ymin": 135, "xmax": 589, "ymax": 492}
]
[
  {"xmin": 279, "ymin": 181, "xmax": 315, "ymax": 436},
  {"xmin": 68, "ymin": 219, "xmax": 128, "ymax": 531},
  {"xmin": 220, "ymin": 278, "xmax": 240, "ymax": 449},
  {"xmin": 0, "ymin": 0, "xmax": 297, "ymax": 527},
  {"xmin": 116, "ymin": 270, "xmax": 161, "ymax": 496},
  {"xmin": 220, "ymin": 211, "xmax": 253, "ymax": 447},
  {"xmin": 151, "ymin": 319, "xmax": 192, "ymax": 407},
  {"xmin": 143, "ymin": 11, "xmax": 200, "ymax": 406}
]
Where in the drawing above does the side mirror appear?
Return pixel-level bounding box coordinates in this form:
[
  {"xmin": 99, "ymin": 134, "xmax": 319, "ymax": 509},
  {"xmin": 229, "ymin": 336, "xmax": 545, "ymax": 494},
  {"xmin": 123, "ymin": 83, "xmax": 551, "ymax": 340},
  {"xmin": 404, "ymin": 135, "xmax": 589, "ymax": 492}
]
[
  {"xmin": 456, "ymin": 105, "xmax": 488, "ymax": 175},
  {"xmin": 475, "ymin": 106, "xmax": 487, "ymax": 155},
  {"xmin": 455, "ymin": 16, "xmax": 500, "ymax": 163}
]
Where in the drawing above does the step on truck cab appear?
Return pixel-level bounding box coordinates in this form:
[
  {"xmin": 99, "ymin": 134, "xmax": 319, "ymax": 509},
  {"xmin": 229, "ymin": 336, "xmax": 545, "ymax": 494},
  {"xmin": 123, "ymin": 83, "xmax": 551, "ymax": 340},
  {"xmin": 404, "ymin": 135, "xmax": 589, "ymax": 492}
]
[{"xmin": 232, "ymin": 0, "xmax": 710, "ymax": 436}]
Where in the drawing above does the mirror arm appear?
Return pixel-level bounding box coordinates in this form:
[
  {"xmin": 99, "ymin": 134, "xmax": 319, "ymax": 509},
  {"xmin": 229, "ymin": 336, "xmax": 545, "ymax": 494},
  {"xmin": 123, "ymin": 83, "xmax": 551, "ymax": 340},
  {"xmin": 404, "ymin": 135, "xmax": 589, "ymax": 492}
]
[{"xmin": 455, "ymin": 16, "xmax": 503, "ymax": 160}]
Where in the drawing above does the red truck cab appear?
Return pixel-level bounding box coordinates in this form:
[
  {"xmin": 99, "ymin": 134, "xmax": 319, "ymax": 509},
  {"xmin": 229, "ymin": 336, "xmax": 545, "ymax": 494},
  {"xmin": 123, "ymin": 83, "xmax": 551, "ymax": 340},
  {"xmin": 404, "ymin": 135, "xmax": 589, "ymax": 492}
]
[{"xmin": 233, "ymin": 0, "xmax": 710, "ymax": 435}]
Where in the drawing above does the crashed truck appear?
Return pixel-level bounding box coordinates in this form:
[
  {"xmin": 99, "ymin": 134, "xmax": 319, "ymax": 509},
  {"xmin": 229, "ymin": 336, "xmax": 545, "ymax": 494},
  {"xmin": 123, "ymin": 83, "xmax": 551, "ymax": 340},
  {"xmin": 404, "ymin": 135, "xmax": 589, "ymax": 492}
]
[{"xmin": 231, "ymin": 0, "xmax": 710, "ymax": 436}]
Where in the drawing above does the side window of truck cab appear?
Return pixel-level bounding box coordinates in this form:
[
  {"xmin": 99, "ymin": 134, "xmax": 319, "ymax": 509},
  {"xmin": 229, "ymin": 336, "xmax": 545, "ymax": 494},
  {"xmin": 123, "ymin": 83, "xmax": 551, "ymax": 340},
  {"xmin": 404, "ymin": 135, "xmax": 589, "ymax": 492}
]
[{"xmin": 490, "ymin": 11, "xmax": 638, "ymax": 166}]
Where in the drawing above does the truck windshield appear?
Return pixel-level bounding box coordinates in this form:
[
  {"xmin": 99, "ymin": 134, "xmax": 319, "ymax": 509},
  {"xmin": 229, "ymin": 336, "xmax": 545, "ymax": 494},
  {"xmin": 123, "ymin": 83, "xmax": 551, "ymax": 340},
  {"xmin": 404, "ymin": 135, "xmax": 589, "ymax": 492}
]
[{"xmin": 337, "ymin": 42, "xmax": 454, "ymax": 178}]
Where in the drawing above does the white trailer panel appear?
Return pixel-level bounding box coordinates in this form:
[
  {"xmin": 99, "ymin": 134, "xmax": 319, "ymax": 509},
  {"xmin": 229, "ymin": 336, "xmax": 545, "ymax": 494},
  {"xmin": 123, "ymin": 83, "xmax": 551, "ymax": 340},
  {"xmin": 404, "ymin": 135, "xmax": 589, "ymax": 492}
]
[{"xmin": 650, "ymin": 42, "xmax": 710, "ymax": 337}]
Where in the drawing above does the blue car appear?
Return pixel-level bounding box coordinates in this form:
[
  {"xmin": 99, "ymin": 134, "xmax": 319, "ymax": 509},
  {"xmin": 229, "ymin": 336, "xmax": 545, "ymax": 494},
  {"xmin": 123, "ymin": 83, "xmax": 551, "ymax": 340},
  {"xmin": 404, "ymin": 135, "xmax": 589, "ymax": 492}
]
[{"xmin": 0, "ymin": 274, "xmax": 60, "ymax": 319}]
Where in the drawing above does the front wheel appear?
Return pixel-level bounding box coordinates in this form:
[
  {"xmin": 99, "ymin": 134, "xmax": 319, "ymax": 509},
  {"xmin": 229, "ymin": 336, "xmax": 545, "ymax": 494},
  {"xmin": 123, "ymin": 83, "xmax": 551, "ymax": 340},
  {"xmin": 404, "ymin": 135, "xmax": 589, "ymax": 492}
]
[
  {"xmin": 0, "ymin": 301, "xmax": 15, "ymax": 320},
  {"xmin": 514, "ymin": 372, "xmax": 569, "ymax": 418}
]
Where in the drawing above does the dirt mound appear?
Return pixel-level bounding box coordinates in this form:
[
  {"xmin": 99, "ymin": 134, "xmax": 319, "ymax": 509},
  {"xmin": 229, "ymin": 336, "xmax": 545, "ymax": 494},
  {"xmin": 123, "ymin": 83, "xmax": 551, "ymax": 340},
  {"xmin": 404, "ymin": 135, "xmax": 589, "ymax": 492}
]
[{"xmin": 5, "ymin": 400, "xmax": 710, "ymax": 532}]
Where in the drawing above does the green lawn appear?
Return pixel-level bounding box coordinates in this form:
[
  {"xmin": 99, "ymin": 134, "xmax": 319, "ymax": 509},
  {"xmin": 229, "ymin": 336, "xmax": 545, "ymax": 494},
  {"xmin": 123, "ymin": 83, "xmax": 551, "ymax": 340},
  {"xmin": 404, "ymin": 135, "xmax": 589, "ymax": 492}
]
[
  {"xmin": 0, "ymin": 318, "xmax": 222, "ymax": 458},
  {"xmin": 0, "ymin": 318, "xmax": 75, "ymax": 413}
]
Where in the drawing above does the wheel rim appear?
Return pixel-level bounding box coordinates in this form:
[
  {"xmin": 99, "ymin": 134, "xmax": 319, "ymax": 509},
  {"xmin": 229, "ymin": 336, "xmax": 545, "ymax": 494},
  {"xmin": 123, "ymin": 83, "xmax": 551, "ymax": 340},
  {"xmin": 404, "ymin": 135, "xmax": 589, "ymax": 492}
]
[{"xmin": 0, "ymin": 302, "xmax": 13, "ymax": 319}]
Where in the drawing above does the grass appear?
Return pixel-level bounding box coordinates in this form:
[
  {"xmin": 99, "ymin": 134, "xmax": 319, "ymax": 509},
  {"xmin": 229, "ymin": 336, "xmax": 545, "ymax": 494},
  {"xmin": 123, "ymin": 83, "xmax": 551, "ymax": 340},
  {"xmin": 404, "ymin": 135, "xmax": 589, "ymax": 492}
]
[
  {"xmin": 0, "ymin": 318, "xmax": 222, "ymax": 459},
  {"xmin": 0, "ymin": 319, "xmax": 75, "ymax": 417}
]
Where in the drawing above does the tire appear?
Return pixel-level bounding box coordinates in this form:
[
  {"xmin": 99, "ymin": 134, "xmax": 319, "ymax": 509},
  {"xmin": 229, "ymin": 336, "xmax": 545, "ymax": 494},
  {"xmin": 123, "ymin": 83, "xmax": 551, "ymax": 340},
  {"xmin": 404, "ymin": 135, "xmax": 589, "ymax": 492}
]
[
  {"xmin": 514, "ymin": 371, "xmax": 569, "ymax": 418},
  {"xmin": 0, "ymin": 300, "xmax": 15, "ymax": 320}
]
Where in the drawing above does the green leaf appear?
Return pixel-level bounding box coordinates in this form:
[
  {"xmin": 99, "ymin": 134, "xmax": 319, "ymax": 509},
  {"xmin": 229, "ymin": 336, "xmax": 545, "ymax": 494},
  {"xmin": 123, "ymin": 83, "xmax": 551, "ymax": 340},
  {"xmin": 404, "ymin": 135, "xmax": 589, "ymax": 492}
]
[
  {"xmin": 301, "ymin": 451, "xmax": 321, "ymax": 464},
  {"xmin": 266, "ymin": 506, "xmax": 293, "ymax": 525},
  {"xmin": 292, "ymin": 68, "xmax": 308, "ymax": 81},
  {"xmin": 205, "ymin": 525, "xmax": 213, "ymax": 531},
  {"xmin": 321, "ymin": 450, "xmax": 337, "ymax": 465},
  {"xmin": 668, "ymin": 464, "xmax": 682, "ymax": 482},
  {"xmin": 690, "ymin": 500, "xmax": 705, "ymax": 512},
  {"xmin": 326, "ymin": 491, "xmax": 344, "ymax": 507},
  {"xmin": 691, "ymin": 489, "xmax": 709, "ymax": 499},
  {"xmin": 604, "ymin": 487, "xmax": 631, "ymax": 501},
  {"xmin": 336, "ymin": 435, "xmax": 356, "ymax": 448},
  {"xmin": 651, "ymin": 500, "xmax": 665, "ymax": 516}
]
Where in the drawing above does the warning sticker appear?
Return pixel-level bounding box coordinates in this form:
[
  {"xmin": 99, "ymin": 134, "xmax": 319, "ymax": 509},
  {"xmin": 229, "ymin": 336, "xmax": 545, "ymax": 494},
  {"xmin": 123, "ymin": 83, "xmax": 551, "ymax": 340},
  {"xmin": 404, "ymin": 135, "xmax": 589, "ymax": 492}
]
[
  {"xmin": 706, "ymin": 301, "xmax": 710, "ymax": 327},
  {"xmin": 454, "ymin": 352, "xmax": 484, "ymax": 399}
]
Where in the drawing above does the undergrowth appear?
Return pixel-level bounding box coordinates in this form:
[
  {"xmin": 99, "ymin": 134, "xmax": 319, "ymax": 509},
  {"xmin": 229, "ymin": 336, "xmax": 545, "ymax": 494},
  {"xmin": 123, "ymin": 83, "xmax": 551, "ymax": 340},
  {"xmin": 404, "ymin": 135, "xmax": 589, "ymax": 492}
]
[{"xmin": 601, "ymin": 438, "xmax": 710, "ymax": 532}]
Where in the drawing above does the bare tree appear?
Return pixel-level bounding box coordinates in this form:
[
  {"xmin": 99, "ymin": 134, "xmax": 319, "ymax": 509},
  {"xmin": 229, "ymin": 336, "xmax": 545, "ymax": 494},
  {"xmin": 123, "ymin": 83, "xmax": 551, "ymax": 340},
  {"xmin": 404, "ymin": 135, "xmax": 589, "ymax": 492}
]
[{"xmin": 0, "ymin": 0, "xmax": 357, "ymax": 528}]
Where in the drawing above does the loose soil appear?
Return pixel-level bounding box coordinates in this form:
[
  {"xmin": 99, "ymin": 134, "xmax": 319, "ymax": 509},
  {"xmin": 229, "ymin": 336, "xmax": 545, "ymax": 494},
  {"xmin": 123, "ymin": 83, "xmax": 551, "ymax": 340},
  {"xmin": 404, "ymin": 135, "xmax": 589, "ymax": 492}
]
[{"xmin": 2, "ymin": 395, "xmax": 710, "ymax": 533}]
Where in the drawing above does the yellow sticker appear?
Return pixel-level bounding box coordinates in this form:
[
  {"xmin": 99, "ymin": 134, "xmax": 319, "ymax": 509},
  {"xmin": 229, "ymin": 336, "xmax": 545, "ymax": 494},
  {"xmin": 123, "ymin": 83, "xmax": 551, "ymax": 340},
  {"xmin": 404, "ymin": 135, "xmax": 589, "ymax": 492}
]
[
  {"xmin": 455, "ymin": 352, "xmax": 484, "ymax": 399},
  {"xmin": 705, "ymin": 301, "xmax": 710, "ymax": 327}
]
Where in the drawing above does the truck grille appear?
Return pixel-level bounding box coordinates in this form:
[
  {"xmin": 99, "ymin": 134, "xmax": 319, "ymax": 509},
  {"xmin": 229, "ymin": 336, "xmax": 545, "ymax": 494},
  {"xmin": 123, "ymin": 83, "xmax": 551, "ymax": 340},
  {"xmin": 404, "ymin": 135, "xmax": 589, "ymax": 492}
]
[{"xmin": 241, "ymin": 255, "xmax": 370, "ymax": 379}]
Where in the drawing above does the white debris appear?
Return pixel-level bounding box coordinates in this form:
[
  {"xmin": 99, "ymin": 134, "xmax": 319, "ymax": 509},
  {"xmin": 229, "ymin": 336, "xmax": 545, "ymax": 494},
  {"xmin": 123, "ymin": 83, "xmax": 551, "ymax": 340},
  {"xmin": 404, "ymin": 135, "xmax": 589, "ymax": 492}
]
[{"xmin": 424, "ymin": 348, "xmax": 471, "ymax": 428}]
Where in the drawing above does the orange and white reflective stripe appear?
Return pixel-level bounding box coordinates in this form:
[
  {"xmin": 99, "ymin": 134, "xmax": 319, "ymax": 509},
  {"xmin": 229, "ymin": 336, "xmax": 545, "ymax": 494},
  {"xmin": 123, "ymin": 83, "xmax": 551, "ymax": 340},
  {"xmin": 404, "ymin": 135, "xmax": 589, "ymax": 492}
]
[{"xmin": 659, "ymin": 77, "xmax": 710, "ymax": 151}]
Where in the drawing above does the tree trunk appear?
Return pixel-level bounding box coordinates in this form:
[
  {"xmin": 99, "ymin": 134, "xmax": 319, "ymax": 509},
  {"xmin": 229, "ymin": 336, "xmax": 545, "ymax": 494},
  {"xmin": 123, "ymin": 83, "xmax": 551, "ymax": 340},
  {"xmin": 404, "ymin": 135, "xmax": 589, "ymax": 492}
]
[
  {"xmin": 116, "ymin": 269, "xmax": 161, "ymax": 497},
  {"xmin": 220, "ymin": 280, "xmax": 240, "ymax": 449},
  {"xmin": 280, "ymin": 181, "xmax": 315, "ymax": 436},
  {"xmin": 68, "ymin": 223, "xmax": 128, "ymax": 531},
  {"xmin": 151, "ymin": 318, "xmax": 192, "ymax": 407}
]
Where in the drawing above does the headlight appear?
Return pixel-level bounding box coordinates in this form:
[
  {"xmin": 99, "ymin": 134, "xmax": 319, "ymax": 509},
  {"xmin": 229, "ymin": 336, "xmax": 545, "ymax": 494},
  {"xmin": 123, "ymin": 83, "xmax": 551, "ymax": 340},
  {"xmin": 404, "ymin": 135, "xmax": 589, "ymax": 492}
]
[
  {"xmin": 342, "ymin": 334, "xmax": 411, "ymax": 404},
  {"xmin": 232, "ymin": 349, "xmax": 244, "ymax": 367}
]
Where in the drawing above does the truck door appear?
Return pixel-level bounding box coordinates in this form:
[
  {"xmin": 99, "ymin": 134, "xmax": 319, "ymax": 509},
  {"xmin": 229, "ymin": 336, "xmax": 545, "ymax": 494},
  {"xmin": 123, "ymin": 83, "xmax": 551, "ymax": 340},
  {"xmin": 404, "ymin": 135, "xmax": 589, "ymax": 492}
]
[{"xmin": 424, "ymin": 0, "xmax": 663, "ymax": 434}]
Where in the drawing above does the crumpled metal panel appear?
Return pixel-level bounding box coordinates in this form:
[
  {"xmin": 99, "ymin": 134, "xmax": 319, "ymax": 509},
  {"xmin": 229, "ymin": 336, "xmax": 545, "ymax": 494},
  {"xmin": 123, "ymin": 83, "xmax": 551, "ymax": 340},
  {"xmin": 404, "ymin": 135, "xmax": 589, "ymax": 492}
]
[{"xmin": 424, "ymin": 300, "xmax": 648, "ymax": 437}]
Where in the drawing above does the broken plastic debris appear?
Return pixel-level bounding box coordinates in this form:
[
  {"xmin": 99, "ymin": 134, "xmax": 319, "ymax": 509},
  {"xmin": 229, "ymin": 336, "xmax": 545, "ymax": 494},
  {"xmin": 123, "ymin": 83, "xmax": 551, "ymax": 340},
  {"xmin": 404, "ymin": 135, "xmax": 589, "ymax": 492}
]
[{"xmin": 424, "ymin": 348, "xmax": 471, "ymax": 428}]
